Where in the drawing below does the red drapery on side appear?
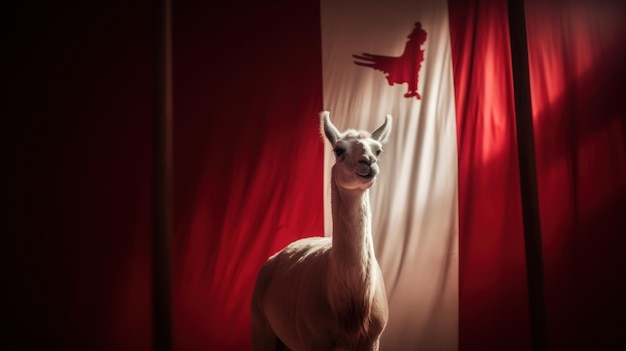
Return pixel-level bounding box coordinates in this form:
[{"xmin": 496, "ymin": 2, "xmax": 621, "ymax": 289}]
[
  {"xmin": 526, "ymin": 0, "xmax": 626, "ymax": 348},
  {"xmin": 171, "ymin": 1, "xmax": 324, "ymax": 349},
  {"xmin": 5, "ymin": 2, "xmax": 154, "ymax": 350}
]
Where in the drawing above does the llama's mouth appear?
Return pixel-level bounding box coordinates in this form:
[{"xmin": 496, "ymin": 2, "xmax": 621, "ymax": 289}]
[{"xmin": 355, "ymin": 162, "xmax": 379, "ymax": 178}]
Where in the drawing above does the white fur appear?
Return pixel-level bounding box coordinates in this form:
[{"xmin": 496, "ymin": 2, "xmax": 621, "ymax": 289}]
[{"xmin": 251, "ymin": 111, "xmax": 391, "ymax": 351}]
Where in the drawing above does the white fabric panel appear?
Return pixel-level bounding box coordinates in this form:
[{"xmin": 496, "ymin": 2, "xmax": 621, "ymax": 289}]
[{"xmin": 320, "ymin": 1, "xmax": 459, "ymax": 349}]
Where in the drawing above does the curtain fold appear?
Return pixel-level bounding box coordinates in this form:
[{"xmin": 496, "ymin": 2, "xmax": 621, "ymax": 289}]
[
  {"xmin": 525, "ymin": 0, "xmax": 626, "ymax": 348},
  {"xmin": 448, "ymin": 0, "xmax": 532, "ymax": 349}
]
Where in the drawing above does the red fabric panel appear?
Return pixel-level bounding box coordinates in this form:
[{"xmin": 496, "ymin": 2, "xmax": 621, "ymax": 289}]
[
  {"xmin": 448, "ymin": 1, "xmax": 532, "ymax": 349},
  {"xmin": 171, "ymin": 1, "xmax": 324, "ymax": 349},
  {"xmin": 525, "ymin": 1, "xmax": 626, "ymax": 348},
  {"xmin": 4, "ymin": 2, "xmax": 153, "ymax": 350}
]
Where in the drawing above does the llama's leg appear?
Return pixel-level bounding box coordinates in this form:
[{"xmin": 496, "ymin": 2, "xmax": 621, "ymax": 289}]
[
  {"xmin": 251, "ymin": 300, "xmax": 278, "ymax": 351},
  {"xmin": 369, "ymin": 339, "xmax": 380, "ymax": 351}
]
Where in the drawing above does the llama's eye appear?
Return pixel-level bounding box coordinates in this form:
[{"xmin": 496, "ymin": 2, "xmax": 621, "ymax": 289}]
[
  {"xmin": 376, "ymin": 149, "xmax": 382, "ymax": 156},
  {"xmin": 333, "ymin": 147, "xmax": 346, "ymax": 156}
]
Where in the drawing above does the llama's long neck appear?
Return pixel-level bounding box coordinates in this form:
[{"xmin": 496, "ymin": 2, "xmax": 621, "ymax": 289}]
[
  {"xmin": 329, "ymin": 178, "xmax": 375, "ymax": 272},
  {"xmin": 327, "ymin": 171, "xmax": 377, "ymax": 336}
]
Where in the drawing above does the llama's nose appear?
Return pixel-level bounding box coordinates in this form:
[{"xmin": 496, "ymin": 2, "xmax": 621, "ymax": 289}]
[{"xmin": 359, "ymin": 155, "xmax": 375, "ymax": 165}]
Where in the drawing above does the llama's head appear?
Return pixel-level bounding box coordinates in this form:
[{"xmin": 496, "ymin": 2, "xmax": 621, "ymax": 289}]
[{"xmin": 321, "ymin": 111, "xmax": 392, "ymax": 191}]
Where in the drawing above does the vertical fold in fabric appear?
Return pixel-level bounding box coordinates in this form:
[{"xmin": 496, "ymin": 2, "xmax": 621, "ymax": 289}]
[
  {"xmin": 448, "ymin": 0, "xmax": 532, "ymax": 349},
  {"xmin": 321, "ymin": 1, "xmax": 459, "ymax": 349}
]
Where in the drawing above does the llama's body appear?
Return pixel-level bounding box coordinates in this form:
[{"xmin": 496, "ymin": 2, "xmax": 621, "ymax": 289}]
[{"xmin": 251, "ymin": 112, "xmax": 391, "ymax": 351}]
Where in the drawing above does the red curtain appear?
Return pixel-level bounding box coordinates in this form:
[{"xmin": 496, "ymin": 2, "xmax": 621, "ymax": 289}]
[
  {"xmin": 526, "ymin": 0, "xmax": 626, "ymax": 349},
  {"xmin": 171, "ymin": 1, "xmax": 324, "ymax": 349},
  {"xmin": 5, "ymin": 1, "xmax": 153, "ymax": 350},
  {"xmin": 448, "ymin": 1, "xmax": 626, "ymax": 349},
  {"xmin": 448, "ymin": 1, "xmax": 531, "ymax": 349}
]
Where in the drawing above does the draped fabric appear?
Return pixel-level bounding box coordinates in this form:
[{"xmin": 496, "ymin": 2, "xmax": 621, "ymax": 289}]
[
  {"xmin": 171, "ymin": 1, "xmax": 325, "ymax": 350},
  {"xmin": 5, "ymin": 0, "xmax": 626, "ymax": 350},
  {"xmin": 525, "ymin": 1, "xmax": 626, "ymax": 349},
  {"xmin": 5, "ymin": 2, "xmax": 154, "ymax": 350},
  {"xmin": 448, "ymin": 1, "xmax": 532, "ymax": 349}
]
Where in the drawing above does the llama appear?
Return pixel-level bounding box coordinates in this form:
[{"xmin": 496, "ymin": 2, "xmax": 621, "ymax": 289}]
[{"xmin": 251, "ymin": 111, "xmax": 391, "ymax": 351}]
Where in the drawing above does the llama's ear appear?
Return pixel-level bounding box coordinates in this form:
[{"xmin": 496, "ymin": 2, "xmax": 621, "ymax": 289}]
[
  {"xmin": 320, "ymin": 111, "xmax": 340, "ymax": 145},
  {"xmin": 372, "ymin": 114, "xmax": 392, "ymax": 143}
]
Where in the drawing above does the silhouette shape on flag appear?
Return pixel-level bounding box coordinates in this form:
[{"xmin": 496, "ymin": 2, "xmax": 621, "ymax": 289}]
[{"xmin": 353, "ymin": 22, "xmax": 427, "ymax": 99}]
